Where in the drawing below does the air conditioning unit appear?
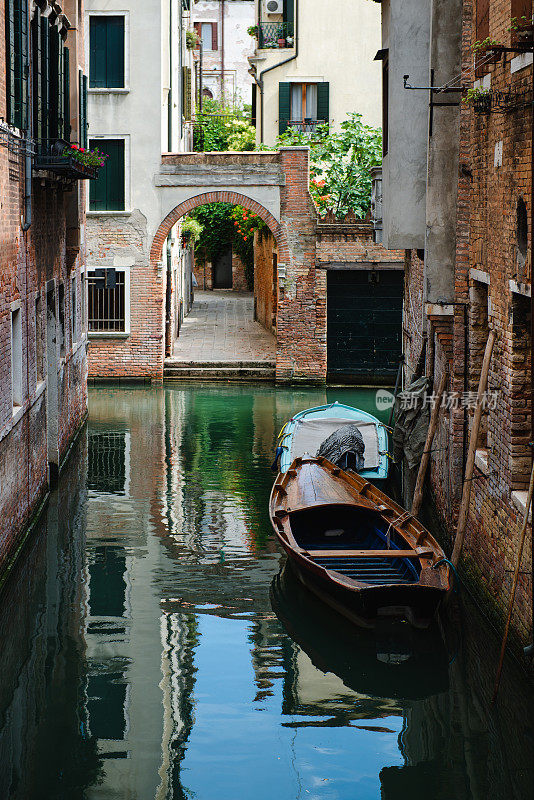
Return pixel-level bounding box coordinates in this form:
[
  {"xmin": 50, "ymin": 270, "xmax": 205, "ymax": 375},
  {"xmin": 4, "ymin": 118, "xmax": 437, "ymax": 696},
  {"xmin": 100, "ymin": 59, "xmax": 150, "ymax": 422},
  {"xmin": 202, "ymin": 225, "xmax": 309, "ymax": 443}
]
[{"xmin": 264, "ymin": 0, "xmax": 283, "ymax": 15}]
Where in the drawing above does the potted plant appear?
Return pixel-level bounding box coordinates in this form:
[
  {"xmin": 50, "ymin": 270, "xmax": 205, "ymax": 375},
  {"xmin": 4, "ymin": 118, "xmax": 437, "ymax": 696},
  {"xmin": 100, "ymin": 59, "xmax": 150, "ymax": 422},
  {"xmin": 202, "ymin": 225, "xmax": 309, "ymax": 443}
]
[
  {"xmin": 286, "ymin": 34, "xmax": 294, "ymax": 46},
  {"xmin": 472, "ymin": 36, "xmax": 503, "ymax": 63},
  {"xmin": 247, "ymin": 24, "xmax": 258, "ymax": 38},
  {"xmin": 510, "ymin": 16, "xmax": 534, "ymax": 45},
  {"xmin": 180, "ymin": 216, "xmax": 203, "ymax": 247},
  {"xmin": 278, "ymin": 36, "xmax": 286, "ymax": 47},
  {"xmin": 464, "ymin": 87, "xmax": 492, "ymax": 114},
  {"xmin": 186, "ymin": 29, "xmax": 201, "ymax": 50}
]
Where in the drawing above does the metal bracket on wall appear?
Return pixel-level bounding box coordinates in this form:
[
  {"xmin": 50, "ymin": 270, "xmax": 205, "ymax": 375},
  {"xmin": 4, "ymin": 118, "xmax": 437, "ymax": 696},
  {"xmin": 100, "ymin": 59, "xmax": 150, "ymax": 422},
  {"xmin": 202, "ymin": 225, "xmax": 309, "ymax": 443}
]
[{"xmin": 403, "ymin": 72, "xmax": 462, "ymax": 137}]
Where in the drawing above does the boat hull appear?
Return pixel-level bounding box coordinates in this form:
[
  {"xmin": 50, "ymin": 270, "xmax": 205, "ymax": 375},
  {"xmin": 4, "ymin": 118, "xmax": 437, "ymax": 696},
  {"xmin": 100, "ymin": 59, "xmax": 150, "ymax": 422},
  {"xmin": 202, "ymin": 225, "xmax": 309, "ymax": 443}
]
[
  {"xmin": 281, "ymin": 540, "xmax": 445, "ymax": 629},
  {"xmin": 269, "ymin": 455, "xmax": 450, "ymax": 630}
]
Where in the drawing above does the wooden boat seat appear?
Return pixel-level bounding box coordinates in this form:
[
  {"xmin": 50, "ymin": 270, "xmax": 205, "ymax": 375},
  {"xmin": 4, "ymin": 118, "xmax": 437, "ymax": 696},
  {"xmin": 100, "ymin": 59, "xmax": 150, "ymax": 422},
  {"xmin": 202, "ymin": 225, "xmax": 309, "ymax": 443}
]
[{"xmin": 303, "ymin": 548, "xmax": 433, "ymax": 559}]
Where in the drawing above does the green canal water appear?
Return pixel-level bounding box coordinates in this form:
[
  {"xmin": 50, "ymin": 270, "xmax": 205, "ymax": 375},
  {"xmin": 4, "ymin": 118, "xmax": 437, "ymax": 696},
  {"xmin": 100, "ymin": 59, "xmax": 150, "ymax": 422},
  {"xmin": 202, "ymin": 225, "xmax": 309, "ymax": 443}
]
[{"xmin": 0, "ymin": 384, "xmax": 533, "ymax": 799}]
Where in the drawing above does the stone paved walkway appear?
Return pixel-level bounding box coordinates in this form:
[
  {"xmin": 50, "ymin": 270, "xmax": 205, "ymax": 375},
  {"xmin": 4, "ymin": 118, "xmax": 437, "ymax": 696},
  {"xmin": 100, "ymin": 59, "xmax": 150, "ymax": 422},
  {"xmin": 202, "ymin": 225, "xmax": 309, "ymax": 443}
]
[{"xmin": 170, "ymin": 291, "xmax": 276, "ymax": 363}]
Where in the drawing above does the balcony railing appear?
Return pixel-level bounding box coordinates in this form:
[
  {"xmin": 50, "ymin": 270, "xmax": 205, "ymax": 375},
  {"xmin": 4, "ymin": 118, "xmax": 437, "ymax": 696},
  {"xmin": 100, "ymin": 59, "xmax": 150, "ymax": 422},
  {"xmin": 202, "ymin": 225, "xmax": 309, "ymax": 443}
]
[
  {"xmin": 288, "ymin": 119, "xmax": 326, "ymax": 134},
  {"xmin": 34, "ymin": 139, "xmax": 98, "ymax": 180},
  {"xmin": 258, "ymin": 22, "xmax": 294, "ymax": 49}
]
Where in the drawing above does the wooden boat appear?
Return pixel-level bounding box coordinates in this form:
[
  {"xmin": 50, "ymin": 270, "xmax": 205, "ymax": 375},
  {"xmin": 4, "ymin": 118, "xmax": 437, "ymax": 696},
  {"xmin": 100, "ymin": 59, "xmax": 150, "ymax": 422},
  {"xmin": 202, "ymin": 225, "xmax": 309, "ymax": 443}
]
[
  {"xmin": 270, "ymin": 562, "xmax": 449, "ymax": 699},
  {"xmin": 269, "ymin": 455, "xmax": 451, "ymax": 628},
  {"xmin": 274, "ymin": 401, "xmax": 389, "ymax": 481}
]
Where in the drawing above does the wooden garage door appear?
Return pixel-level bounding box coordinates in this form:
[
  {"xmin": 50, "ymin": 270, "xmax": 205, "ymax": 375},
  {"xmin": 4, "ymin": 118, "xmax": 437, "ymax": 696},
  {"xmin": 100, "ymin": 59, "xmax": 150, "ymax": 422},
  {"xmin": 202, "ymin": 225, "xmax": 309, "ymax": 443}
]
[{"xmin": 327, "ymin": 270, "xmax": 403, "ymax": 382}]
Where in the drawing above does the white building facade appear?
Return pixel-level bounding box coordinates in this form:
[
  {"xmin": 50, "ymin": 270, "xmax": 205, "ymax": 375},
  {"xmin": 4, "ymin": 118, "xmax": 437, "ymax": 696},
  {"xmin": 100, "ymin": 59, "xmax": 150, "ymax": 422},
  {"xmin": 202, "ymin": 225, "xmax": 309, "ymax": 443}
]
[
  {"xmin": 84, "ymin": 0, "xmax": 196, "ymax": 377},
  {"xmin": 248, "ymin": 0, "xmax": 382, "ymax": 146}
]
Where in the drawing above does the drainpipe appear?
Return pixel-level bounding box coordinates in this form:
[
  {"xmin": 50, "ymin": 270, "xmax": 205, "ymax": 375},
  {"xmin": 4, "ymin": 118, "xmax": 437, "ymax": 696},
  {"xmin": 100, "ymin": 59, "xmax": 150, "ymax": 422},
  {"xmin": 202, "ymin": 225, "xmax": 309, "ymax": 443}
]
[
  {"xmin": 168, "ymin": 0, "xmax": 173, "ymax": 151},
  {"xmin": 22, "ymin": 9, "xmax": 33, "ymax": 231},
  {"xmin": 221, "ymin": 0, "xmax": 225, "ymax": 102},
  {"xmin": 530, "ymin": 50, "xmax": 534, "ymax": 635},
  {"xmin": 258, "ymin": 0, "xmax": 298, "ymax": 144}
]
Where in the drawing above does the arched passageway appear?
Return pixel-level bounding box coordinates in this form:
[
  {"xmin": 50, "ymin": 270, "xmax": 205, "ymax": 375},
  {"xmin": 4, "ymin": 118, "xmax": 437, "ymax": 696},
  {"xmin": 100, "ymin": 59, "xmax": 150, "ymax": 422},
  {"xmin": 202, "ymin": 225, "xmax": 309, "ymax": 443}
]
[{"xmin": 149, "ymin": 149, "xmax": 326, "ymax": 383}]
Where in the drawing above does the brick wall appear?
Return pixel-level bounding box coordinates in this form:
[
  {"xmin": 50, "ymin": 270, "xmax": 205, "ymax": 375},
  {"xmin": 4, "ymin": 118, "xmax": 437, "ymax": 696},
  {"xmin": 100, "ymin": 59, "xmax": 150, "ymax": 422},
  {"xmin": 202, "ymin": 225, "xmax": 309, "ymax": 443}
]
[
  {"xmin": 401, "ymin": 0, "xmax": 533, "ymax": 647},
  {"xmin": 0, "ymin": 2, "xmax": 88, "ymax": 579},
  {"xmin": 231, "ymin": 250, "xmax": 249, "ymax": 291},
  {"xmin": 253, "ymin": 229, "xmax": 277, "ymax": 334}
]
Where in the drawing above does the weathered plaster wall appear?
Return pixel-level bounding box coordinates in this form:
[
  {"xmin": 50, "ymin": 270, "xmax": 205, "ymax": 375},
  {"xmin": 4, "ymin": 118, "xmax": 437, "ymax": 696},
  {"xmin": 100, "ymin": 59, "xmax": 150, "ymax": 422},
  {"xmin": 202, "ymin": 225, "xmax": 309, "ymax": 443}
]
[{"xmin": 381, "ymin": 0, "xmax": 431, "ymax": 250}]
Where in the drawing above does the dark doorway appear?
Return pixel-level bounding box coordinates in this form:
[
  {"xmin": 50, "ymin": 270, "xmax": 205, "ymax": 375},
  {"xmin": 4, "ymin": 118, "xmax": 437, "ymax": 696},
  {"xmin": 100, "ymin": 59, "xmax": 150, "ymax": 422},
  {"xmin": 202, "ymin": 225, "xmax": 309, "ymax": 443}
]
[
  {"xmin": 212, "ymin": 248, "xmax": 232, "ymax": 288},
  {"xmin": 327, "ymin": 269, "xmax": 403, "ymax": 383}
]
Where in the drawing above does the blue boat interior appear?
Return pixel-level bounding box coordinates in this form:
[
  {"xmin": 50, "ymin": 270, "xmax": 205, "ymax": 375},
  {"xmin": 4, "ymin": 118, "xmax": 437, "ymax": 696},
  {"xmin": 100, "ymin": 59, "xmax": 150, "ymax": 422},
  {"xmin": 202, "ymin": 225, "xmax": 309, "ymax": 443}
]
[{"xmin": 289, "ymin": 504, "xmax": 420, "ymax": 585}]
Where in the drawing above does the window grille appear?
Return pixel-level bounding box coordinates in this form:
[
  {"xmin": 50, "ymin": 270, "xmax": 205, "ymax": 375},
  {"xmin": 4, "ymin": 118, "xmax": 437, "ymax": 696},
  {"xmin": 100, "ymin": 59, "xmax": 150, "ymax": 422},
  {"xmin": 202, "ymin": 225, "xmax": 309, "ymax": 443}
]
[
  {"xmin": 88, "ymin": 270, "xmax": 126, "ymax": 332},
  {"xmin": 88, "ymin": 431, "xmax": 126, "ymax": 494}
]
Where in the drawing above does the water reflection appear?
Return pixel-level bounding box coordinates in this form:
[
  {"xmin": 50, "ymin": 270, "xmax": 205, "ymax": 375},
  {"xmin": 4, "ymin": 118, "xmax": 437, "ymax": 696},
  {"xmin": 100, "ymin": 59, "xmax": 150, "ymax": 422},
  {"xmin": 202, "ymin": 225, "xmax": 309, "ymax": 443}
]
[{"xmin": 0, "ymin": 384, "xmax": 532, "ymax": 800}]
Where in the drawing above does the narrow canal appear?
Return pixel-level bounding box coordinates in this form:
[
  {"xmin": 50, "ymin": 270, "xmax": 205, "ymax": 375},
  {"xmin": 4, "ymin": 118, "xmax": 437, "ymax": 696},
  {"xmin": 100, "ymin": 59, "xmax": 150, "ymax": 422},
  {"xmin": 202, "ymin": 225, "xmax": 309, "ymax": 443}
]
[{"xmin": 1, "ymin": 385, "xmax": 533, "ymax": 800}]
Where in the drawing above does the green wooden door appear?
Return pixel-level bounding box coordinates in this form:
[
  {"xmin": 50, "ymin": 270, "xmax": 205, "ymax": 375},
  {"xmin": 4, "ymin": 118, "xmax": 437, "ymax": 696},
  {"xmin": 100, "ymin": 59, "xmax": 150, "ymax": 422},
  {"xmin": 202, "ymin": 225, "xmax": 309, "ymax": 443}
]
[
  {"xmin": 89, "ymin": 139, "xmax": 125, "ymax": 211},
  {"xmin": 327, "ymin": 270, "xmax": 403, "ymax": 382}
]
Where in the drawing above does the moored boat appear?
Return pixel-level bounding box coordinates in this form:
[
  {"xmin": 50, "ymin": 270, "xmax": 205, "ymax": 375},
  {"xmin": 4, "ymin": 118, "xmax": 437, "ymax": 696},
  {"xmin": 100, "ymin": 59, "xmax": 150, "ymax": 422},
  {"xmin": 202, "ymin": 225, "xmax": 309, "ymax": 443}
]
[
  {"xmin": 269, "ymin": 455, "xmax": 451, "ymax": 628},
  {"xmin": 270, "ymin": 562, "xmax": 449, "ymax": 699},
  {"xmin": 273, "ymin": 401, "xmax": 389, "ymax": 481}
]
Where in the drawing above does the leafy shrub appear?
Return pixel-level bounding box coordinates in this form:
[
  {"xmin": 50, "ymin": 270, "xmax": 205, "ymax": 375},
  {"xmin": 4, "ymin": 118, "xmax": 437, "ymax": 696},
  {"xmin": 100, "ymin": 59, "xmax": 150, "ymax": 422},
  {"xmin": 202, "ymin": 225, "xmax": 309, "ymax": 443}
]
[{"xmin": 277, "ymin": 113, "xmax": 382, "ymax": 218}]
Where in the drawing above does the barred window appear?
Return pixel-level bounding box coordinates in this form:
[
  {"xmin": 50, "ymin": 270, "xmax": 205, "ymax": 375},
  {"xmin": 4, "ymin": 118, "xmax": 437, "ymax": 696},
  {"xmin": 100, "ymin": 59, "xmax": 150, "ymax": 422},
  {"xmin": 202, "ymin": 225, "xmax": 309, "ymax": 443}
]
[{"xmin": 87, "ymin": 269, "xmax": 128, "ymax": 333}]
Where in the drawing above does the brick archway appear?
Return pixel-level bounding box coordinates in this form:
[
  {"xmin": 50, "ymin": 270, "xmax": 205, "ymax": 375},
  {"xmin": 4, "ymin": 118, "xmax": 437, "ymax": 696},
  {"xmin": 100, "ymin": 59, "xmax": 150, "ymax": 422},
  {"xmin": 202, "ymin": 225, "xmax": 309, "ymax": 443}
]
[{"xmin": 149, "ymin": 190, "xmax": 288, "ymax": 266}]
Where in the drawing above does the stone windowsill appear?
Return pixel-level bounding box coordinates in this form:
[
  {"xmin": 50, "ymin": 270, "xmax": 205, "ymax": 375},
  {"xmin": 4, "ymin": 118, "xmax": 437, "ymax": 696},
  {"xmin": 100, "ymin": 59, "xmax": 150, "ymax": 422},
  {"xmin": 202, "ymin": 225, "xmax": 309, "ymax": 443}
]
[
  {"xmin": 475, "ymin": 448, "xmax": 489, "ymax": 475},
  {"xmin": 511, "ymin": 52, "xmax": 533, "ymax": 74},
  {"xmin": 88, "ymin": 332, "xmax": 130, "ymax": 339},
  {"xmin": 86, "ymin": 210, "xmax": 132, "ymax": 217},
  {"xmin": 88, "ymin": 87, "xmax": 130, "ymax": 94},
  {"xmin": 512, "ymin": 490, "xmax": 532, "ymax": 523}
]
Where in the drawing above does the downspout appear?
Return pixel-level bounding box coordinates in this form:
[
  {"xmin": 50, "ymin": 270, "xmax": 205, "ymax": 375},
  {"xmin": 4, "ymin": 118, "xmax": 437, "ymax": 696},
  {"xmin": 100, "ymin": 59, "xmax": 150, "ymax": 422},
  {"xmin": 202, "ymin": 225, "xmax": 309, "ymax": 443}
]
[
  {"xmin": 258, "ymin": 0, "xmax": 298, "ymax": 143},
  {"xmin": 22, "ymin": 7, "xmax": 33, "ymax": 231},
  {"xmin": 221, "ymin": 0, "xmax": 225, "ymax": 102},
  {"xmin": 168, "ymin": 0, "xmax": 173, "ymax": 151},
  {"xmin": 531, "ymin": 40, "xmax": 534, "ymax": 451}
]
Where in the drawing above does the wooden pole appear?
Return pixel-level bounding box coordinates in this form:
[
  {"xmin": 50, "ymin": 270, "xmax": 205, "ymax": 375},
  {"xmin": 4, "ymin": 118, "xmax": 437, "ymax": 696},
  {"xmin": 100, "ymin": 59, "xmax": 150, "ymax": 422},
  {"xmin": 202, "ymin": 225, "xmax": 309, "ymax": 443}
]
[
  {"xmin": 451, "ymin": 329, "xmax": 496, "ymax": 567},
  {"xmin": 411, "ymin": 368, "xmax": 448, "ymax": 517},
  {"xmin": 387, "ymin": 356, "xmax": 404, "ymax": 429},
  {"xmin": 492, "ymin": 458, "xmax": 534, "ymax": 703}
]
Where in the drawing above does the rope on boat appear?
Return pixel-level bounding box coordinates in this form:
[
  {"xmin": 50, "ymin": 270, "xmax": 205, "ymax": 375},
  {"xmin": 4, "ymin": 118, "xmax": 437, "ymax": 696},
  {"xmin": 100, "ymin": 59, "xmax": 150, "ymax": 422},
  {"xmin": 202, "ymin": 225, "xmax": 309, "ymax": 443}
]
[
  {"xmin": 433, "ymin": 557, "xmax": 460, "ymax": 592},
  {"xmin": 384, "ymin": 510, "xmax": 412, "ymax": 549}
]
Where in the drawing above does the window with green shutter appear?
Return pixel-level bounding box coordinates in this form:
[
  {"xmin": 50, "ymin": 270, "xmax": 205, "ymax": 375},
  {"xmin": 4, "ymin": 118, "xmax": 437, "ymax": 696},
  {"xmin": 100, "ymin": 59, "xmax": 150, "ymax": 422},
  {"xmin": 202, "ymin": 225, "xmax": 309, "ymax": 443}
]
[
  {"xmin": 89, "ymin": 139, "xmax": 125, "ymax": 211},
  {"xmin": 5, "ymin": 0, "xmax": 28, "ymax": 129},
  {"xmin": 89, "ymin": 16, "xmax": 125, "ymax": 88},
  {"xmin": 278, "ymin": 82, "xmax": 290, "ymax": 135},
  {"xmin": 182, "ymin": 66, "xmax": 192, "ymax": 120},
  {"xmin": 63, "ymin": 47, "xmax": 71, "ymax": 142},
  {"xmin": 317, "ymin": 82, "xmax": 329, "ymax": 125},
  {"xmin": 79, "ymin": 72, "xmax": 88, "ymax": 148}
]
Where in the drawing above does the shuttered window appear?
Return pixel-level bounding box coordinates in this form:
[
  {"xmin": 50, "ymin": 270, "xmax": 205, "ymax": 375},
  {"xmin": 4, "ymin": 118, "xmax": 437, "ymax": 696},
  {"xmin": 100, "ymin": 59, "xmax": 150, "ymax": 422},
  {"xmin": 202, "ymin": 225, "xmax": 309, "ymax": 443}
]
[
  {"xmin": 511, "ymin": 0, "xmax": 532, "ymax": 21},
  {"xmin": 317, "ymin": 83, "xmax": 329, "ymax": 125},
  {"xmin": 476, "ymin": 0, "xmax": 489, "ymax": 41},
  {"xmin": 279, "ymin": 82, "xmax": 329, "ymax": 134},
  {"xmin": 63, "ymin": 47, "xmax": 71, "ymax": 142},
  {"xmin": 79, "ymin": 72, "xmax": 88, "ymax": 148},
  {"xmin": 182, "ymin": 66, "xmax": 192, "ymax": 120},
  {"xmin": 278, "ymin": 82, "xmax": 290, "ymax": 134},
  {"xmin": 89, "ymin": 16, "xmax": 125, "ymax": 88},
  {"xmin": 5, "ymin": 0, "xmax": 28, "ymax": 129},
  {"xmin": 89, "ymin": 139, "xmax": 125, "ymax": 211},
  {"xmin": 197, "ymin": 21, "xmax": 217, "ymax": 50}
]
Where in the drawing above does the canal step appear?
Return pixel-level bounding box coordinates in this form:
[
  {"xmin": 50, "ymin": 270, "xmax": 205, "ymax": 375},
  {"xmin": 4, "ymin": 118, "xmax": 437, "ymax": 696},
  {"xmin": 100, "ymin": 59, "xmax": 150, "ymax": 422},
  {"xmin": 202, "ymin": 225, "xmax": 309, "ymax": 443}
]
[{"xmin": 164, "ymin": 360, "xmax": 275, "ymax": 381}]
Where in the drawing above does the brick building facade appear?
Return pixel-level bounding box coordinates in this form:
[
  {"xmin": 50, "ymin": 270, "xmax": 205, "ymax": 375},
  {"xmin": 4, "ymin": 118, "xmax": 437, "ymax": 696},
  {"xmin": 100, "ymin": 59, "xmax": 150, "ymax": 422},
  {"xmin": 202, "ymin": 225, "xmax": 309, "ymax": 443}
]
[
  {"xmin": 0, "ymin": 0, "xmax": 88, "ymax": 579},
  {"xmin": 377, "ymin": 0, "xmax": 533, "ymax": 646}
]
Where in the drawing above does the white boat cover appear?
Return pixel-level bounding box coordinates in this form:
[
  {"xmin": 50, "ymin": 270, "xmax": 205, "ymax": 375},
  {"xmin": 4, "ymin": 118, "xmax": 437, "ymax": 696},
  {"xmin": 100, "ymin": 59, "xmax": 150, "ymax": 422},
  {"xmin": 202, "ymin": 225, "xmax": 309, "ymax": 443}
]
[{"xmin": 289, "ymin": 418, "xmax": 380, "ymax": 469}]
